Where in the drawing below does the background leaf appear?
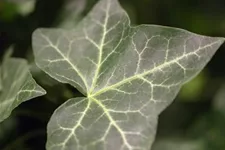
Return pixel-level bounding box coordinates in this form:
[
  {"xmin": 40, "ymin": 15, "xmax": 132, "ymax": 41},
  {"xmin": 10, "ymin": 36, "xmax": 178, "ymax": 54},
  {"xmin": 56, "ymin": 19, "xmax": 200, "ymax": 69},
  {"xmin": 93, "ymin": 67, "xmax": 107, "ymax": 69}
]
[
  {"xmin": 213, "ymin": 84, "xmax": 225, "ymax": 115},
  {"xmin": 0, "ymin": 50, "xmax": 46, "ymax": 122},
  {"xmin": 32, "ymin": 0, "xmax": 224, "ymax": 149},
  {"xmin": 58, "ymin": 0, "xmax": 86, "ymax": 28}
]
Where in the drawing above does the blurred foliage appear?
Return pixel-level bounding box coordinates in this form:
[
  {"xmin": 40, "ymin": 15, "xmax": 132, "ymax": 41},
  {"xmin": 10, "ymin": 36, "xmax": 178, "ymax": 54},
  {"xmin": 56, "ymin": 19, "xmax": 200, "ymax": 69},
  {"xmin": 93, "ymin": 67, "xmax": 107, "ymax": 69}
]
[
  {"xmin": 0, "ymin": 0, "xmax": 35, "ymax": 21},
  {"xmin": 214, "ymin": 84, "xmax": 225, "ymax": 114},
  {"xmin": 189, "ymin": 111, "xmax": 225, "ymax": 150},
  {"xmin": 0, "ymin": 117, "xmax": 17, "ymax": 144},
  {"xmin": 152, "ymin": 138, "xmax": 204, "ymax": 150},
  {"xmin": 153, "ymin": 86, "xmax": 225, "ymax": 150},
  {"xmin": 0, "ymin": 0, "xmax": 225, "ymax": 149},
  {"xmin": 153, "ymin": 82, "xmax": 225, "ymax": 150},
  {"xmin": 178, "ymin": 72, "xmax": 208, "ymax": 102},
  {"xmin": 0, "ymin": 1, "xmax": 18, "ymax": 21}
]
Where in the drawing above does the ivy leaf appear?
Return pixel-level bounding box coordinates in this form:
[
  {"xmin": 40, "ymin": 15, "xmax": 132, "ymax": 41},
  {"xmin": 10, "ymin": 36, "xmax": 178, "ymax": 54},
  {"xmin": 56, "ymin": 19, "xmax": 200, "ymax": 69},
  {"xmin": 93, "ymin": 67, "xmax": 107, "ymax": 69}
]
[
  {"xmin": 32, "ymin": 0, "xmax": 224, "ymax": 149},
  {"xmin": 0, "ymin": 50, "xmax": 46, "ymax": 123}
]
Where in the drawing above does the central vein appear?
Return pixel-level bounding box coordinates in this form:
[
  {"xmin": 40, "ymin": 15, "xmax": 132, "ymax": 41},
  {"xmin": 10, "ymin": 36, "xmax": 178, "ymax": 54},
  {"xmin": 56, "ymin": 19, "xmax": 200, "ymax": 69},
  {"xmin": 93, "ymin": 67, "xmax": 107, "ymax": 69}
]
[
  {"xmin": 89, "ymin": 3, "xmax": 110, "ymax": 94},
  {"xmin": 89, "ymin": 40, "xmax": 221, "ymax": 98}
]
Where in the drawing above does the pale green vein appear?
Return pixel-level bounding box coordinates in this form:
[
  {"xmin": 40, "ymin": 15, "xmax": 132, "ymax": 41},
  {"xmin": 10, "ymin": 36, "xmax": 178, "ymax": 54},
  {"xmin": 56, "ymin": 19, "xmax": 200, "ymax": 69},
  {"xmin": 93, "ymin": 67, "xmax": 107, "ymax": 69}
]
[
  {"xmin": 89, "ymin": 0, "xmax": 110, "ymax": 93},
  {"xmin": 39, "ymin": 32, "xmax": 89, "ymax": 91},
  {"xmin": 90, "ymin": 40, "xmax": 222, "ymax": 97},
  {"xmin": 90, "ymin": 97, "xmax": 132, "ymax": 149},
  {"xmin": 60, "ymin": 99, "xmax": 91, "ymax": 148}
]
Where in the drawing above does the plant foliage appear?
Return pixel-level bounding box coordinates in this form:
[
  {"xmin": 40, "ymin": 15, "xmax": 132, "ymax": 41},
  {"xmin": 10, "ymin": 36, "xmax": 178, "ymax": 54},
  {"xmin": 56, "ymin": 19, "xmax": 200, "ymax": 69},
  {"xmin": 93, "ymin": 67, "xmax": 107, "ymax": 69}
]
[
  {"xmin": 32, "ymin": 0, "xmax": 224, "ymax": 149},
  {"xmin": 0, "ymin": 50, "xmax": 46, "ymax": 122}
]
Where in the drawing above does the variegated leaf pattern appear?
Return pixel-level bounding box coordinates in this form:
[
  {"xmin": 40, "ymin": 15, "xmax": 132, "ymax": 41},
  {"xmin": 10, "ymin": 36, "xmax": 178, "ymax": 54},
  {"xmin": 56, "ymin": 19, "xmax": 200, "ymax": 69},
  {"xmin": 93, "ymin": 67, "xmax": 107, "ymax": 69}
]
[
  {"xmin": 32, "ymin": 0, "xmax": 224, "ymax": 149},
  {"xmin": 0, "ymin": 51, "xmax": 46, "ymax": 122}
]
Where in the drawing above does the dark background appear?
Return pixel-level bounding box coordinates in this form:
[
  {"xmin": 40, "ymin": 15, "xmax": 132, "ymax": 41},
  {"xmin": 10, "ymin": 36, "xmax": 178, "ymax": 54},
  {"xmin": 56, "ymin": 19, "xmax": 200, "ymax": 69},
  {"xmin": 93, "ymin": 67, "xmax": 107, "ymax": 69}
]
[{"xmin": 0, "ymin": 0, "xmax": 225, "ymax": 149}]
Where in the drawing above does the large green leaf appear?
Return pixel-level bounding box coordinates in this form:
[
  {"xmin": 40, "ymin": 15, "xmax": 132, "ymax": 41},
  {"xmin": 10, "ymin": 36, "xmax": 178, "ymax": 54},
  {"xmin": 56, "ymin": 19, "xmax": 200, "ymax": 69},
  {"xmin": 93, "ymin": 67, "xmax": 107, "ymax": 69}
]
[
  {"xmin": 32, "ymin": 0, "xmax": 224, "ymax": 149},
  {"xmin": 0, "ymin": 50, "xmax": 46, "ymax": 123}
]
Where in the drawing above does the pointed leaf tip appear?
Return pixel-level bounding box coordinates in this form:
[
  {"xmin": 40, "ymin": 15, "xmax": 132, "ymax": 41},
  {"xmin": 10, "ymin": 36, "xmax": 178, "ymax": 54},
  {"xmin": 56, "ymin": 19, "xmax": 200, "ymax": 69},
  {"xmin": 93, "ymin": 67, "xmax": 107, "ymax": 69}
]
[{"xmin": 0, "ymin": 50, "xmax": 46, "ymax": 123}]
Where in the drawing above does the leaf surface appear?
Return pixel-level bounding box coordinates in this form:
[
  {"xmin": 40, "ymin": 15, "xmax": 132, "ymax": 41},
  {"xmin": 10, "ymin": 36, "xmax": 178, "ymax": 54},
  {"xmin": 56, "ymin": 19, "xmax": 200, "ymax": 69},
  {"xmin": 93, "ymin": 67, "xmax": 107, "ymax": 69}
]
[
  {"xmin": 32, "ymin": 0, "xmax": 224, "ymax": 149},
  {"xmin": 0, "ymin": 51, "xmax": 46, "ymax": 122},
  {"xmin": 59, "ymin": 0, "xmax": 87, "ymax": 28}
]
